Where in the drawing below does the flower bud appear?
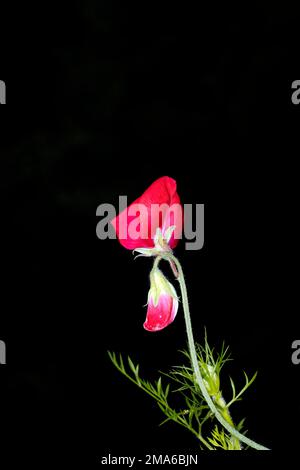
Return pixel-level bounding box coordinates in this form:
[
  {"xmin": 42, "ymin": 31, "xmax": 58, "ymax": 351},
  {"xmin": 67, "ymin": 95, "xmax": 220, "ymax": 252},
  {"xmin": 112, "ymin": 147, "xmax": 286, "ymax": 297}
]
[{"xmin": 143, "ymin": 268, "xmax": 179, "ymax": 332}]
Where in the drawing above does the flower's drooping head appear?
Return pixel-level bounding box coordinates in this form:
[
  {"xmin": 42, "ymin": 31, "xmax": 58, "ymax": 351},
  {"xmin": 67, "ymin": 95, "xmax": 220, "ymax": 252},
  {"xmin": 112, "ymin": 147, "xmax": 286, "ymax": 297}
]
[
  {"xmin": 111, "ymin": 176, "xmax": 183, "ymax": 254},
  {"xmin": 111, "ymin": 176, "xmax": 182, "ymax": 331},
  {"xmin": 144, "ymin": 268, "xmax": 179, "ymax": 332}
]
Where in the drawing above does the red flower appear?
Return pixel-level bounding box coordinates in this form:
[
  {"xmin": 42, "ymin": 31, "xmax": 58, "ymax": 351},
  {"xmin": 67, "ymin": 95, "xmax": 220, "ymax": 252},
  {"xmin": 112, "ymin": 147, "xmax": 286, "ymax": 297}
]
[
  {"xmin": 144, "ymin": 268, "xmax": 179, "ymax": 332},
  {"xmin": 111, "ymin": 176, "xmax": 183, "ymax": 252}
]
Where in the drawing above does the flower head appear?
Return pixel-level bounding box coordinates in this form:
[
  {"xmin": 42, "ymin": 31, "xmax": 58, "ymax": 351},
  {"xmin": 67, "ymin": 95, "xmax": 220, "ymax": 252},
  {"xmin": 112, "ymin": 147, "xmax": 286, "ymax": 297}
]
[
  {"xmin": 111, "ymin": 176, "xmax": 183, "ymax": 254},
  {"xmin": 144, "ymin": 268, "xmax": 179, "ymax": 332}
]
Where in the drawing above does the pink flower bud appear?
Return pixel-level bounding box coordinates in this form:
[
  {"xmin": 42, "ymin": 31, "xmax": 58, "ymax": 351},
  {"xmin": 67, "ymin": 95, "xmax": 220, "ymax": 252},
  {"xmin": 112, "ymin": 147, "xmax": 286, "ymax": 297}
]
[{"xmin": 144, "ymin": 268, "xmax": 179, "ymax": 332}]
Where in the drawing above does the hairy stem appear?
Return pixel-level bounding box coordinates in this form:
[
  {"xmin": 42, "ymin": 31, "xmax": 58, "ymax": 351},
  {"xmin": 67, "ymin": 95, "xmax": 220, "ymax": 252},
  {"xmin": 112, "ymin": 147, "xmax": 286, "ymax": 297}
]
[
  {"xmin": 164, "ymin": 253, "xmax": 269, "ymax": 451},
  {"xmin": 214, "ymin": 393, "xmax": 241, "ymax": 449}
]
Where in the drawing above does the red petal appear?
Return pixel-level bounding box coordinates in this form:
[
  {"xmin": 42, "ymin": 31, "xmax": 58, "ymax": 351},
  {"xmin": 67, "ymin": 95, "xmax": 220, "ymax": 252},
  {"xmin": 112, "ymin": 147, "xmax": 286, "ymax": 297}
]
[
  {"xmin": 143, "ymin": 293, "xmax": 178, "ymax": 332},
  {"xmin": 111, "ymin": 176, "xmax": 183, "ymax": 250}
]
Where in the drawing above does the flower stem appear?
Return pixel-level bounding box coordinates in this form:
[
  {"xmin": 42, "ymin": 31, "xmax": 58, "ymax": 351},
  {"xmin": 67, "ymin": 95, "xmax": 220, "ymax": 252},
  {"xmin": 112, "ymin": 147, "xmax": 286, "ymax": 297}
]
[
  {"xmin": 165, "ymin": 254, "xmax": 269, "ymax": 451},
  {"xmin": 215, "ymin": 393, "xmax": 241, "ymax": 449}
]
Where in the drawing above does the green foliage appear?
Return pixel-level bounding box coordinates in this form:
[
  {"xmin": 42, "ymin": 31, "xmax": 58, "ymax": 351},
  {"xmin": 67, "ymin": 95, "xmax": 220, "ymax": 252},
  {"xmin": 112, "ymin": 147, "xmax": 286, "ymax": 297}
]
[{"xmin": 108, "ymin": 335, "xmax": 257, "ymax": 450}]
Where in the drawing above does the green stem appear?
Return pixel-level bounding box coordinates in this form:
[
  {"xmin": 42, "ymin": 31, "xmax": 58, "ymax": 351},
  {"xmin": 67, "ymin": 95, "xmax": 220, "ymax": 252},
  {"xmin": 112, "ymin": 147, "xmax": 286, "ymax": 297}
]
[
  {"xmin": 198, "ymin": 433, "xmax": 215, "ymax": 450},
  {"xmin": 165, "ymin": 253, "xmax": 269, "ymax": 451},
  {"xmin": 215, "ymin": 393, "xmax": 241, "ymax": 449}
]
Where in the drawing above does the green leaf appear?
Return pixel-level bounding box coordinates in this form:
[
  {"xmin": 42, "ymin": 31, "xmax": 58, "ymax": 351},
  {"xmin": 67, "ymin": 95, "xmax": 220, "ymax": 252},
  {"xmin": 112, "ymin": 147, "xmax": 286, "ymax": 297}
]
[
  {"xmin": 157, "ymin": 377, "xmax": 162, "ymax": 394},
  {"xmin": 108, "ymin": 336, "xmax": 261, "ymax": 451},
  {"xmin": 128, "ymin": 356, "xmax": 136, "ymax": 374}
]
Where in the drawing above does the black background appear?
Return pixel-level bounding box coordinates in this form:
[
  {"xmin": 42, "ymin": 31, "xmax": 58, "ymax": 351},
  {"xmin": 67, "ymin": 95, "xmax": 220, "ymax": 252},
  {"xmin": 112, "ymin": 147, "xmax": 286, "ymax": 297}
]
[{"xmin": 1, "ymin": 1, "xmax": 299, "ymax": 466}]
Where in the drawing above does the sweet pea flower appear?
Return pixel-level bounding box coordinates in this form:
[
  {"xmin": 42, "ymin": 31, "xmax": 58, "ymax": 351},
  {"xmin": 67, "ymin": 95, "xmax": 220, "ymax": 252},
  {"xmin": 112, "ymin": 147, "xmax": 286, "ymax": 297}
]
[
  {"xmin": 111, "ymin": 176, "xmax": 183, "ymax": 255},
  {"xmin": 111, "ymin": 176, "xmax": 182, "ymax": 331},
  {"xmin": 144, "ymin": 267, "xmax": 179, "ymax": 332}
]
